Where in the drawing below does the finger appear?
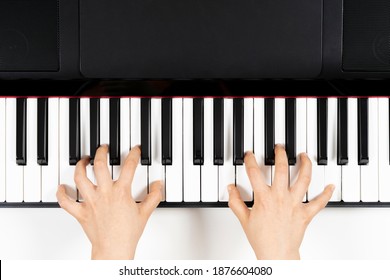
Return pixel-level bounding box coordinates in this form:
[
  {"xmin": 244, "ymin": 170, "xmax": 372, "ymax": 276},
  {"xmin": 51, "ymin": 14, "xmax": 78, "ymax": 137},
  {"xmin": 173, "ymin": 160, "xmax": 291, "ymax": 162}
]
[
  {"xmin": 306, "ymin": 184, "xmax": 335, "ymax": 217},
  {"xmin": 272, "ymin": 144, "xmax": 289, "ymax": 190},
  {"xmin": 290, "ymin": 153, "xmax": 312, "ymax": 200},
  {"xmin": 93, "ymin": 145, "xmax": 112, "ymax": 188},
  {"xmin": 228, "ymin": 184, "xmax": 250, "ymax": 227},
  {"xmin": 244, "ymin": 151, "xmax": 269, "ymax": 193},
  {"xmin": 74, "ymin": 157, "xmax": 95, "ymax": 199},
  {"xmin": 56, "ymin": 185, "xmax": 83, "ymax": 220},
  {"xmin": 117, "ymin": 146, "xmax": 141, "ymax": 189},
  {"xmin": 139, "ymin": 180, "xmax": 163, "ymax": 221}
]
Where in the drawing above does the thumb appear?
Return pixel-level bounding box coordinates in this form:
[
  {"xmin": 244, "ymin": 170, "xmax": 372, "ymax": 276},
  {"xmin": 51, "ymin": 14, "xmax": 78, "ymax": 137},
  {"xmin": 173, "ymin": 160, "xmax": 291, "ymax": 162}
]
[
  {"xmin": 228, "ymin": 184, "xmax": 250, "ymax": 227},
  {"xmin": 139, "ymin": 180, "xmax": 163, "ymax": 221},
  {"xmin": 306, "ymin": 184, "xmax": 335, "ymax": 218}
]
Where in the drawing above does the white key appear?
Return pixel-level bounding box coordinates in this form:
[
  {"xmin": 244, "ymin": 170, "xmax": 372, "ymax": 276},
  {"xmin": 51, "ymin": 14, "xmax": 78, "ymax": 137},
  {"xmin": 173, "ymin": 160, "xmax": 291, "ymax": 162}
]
[
  {"xmin": 24, "ymin": 98, "xmax": 41, "ymax": 202},
  {"xmin": 361, "ymin": 98, "xmax": 379, "ymax": 202},
  {"xmin": 78, "ymin": 98, "xmax": 91, "ymax": 201},
  {"xmin": 59, "ymin": 99, "xmax": 77, "ymax": 200},
  {"xmin": 42, "ymin": 98, "xmax": 59, "ymax": 202},
  {"xmin": 6, "ymin": 98, "xmax": 24, "ymax": 202},
  {"xmin": 183, "ymin": 98, "xmax": 200, "ymax": 202},
  {"xmin": 272, "ymin": 98, "xmax": 285, "ymax": 181},
  {"xmin": 165, "ymin": 98, "xmax": 183, "ymax": 202},
  {"xmin": 201, "ymin": 98, "xmax": 218, "ymax": 202},
  {"xmin": 325, "ymin": 98, "xmax": 341, "ymax": 202},
  {"xmin": 289, "ymin": 99, "xmax": 307, "ymax": 201},
  {"xmin": 379, "ymin": 98, "xmax": 390, "ymax": 202},
  {"xmin": 307, "ymin": 98, "xmax": 325, "ymax": 200},
  {"xmin": 113, "ymin": 98, "xmax": 130, "ymax": 181},
  {"xmin": 219, "ymin": 99, "xmax": 235, "ymax": 202},
  {"xmin": 99, "ymin": 98, "xmax": 111, "ymax": 178},
  {"xmin": 149, "ymin": 99, "xmax": 164, "ymax": 201},
  {"xmin": 342, "ymin": 98, "xmax": 360, "ymax": 202},
  {"xmin": 130, "ymin": 98, "xmax": 148, "ymax": 201},
  {"xmin": 236, "ymin": 98, "xmax": 253, "ymax": 201},
  {"xmin": 254, "ymin": 98, "xmax": 271, "ymax": 186},
  {"xmin": 0, "ymin": 99, "xmax": 5, "ymax": 202}
]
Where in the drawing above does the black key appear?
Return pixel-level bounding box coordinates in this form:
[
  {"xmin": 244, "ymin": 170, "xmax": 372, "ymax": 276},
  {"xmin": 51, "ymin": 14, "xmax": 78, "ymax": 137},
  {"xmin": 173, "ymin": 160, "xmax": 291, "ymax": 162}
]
[
  {"xmin": 265, "ymin": 98, "xmax": 275, "ymax": 165},
  {"xmin": 69, "ymin": 98, "xmax": 80, "ymax": 166},
  {"xmin": 285, "ymin": 98, "xmax": 296, "ymax": 165},
  {"xmin": 16, "ymin": 98, "xmax": 27, "ymax": 165},
  {"xmin": 162, "ymin": 98, "xmax": 172, "ymax": 165},
  {"xmin": 37, "ymin": 98, "xmax": 48, "ymax": 165},
  {"xmin": 358, "ymin": 98, "xmax": 369, "ymax": 165},
  {"xmin": 109, "ymin": 98, "xmax": 120, "ymax": 165},
  {"xmin": 213, "ymin": 98, "xmax": 224, "ymax": 165},
  {"xmin": 317, "ymin": 98, "xmax": 328, "ymax": 165},
  {"xmin": 233, "ymin": 98, "xmax": 244, "ymax": 165},
  {"xmin": 89, "ymin": 98, "xmax": 100, "ymax": 165},
  {"xmin": 193, "ymin": 98, "xmax": 204, "ymax": 165},
  {"xmin": 337, "ymin": 98, "xmax": 348, "ymax": 165},
  {"xmin": 141, "ymin": 98, "xmax": 151, "ymax": 165}
]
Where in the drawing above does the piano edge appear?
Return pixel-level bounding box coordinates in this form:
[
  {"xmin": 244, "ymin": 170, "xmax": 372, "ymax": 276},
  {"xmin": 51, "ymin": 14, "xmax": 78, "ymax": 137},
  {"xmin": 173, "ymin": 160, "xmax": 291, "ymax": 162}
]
[{"xmin": 0, "ymin": 202, "xmax": 389, "ymax": 208}]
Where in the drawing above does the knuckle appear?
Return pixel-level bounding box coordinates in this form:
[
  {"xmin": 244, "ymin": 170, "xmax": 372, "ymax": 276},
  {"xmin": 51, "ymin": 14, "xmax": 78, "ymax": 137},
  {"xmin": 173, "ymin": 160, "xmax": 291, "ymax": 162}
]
[
  {"xmin": 74, "ymin": 173, "xmax": 83, "ymax": 184},
  {"xmin": 275, "ymin": 161, "xmax": 287, "ymax": 170},
  {"xmin": 246, "ymin": 166, "xmax": 259, "ymax": 178},
  {"xmin": 301, "ymin": 174, "xmax": 311, "ymax": 185},
  {"xmin": 94, "ymin": 159, "xmax": 107, "ymax": 169},
  {"xmin": 127, "ymin": 157, "xmax": 139, "ymax": 169}
]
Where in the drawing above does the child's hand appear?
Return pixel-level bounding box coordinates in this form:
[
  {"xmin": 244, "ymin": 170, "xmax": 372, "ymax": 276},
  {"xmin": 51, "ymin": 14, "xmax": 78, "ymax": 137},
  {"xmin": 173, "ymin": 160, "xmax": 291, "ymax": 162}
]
[
  {"xmin": 57, "ymin": 145, "xmax": 162, "ymax": 259},
  {"xmin": 228, "ymin": 145, "xmax": 334, "ymax": 259}
]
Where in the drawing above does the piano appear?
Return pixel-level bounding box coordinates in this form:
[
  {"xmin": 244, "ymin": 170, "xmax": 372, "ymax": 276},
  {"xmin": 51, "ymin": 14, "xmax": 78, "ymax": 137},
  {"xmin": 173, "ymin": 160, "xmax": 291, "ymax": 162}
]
[
  {"xmin": 0, "ymin": 0, "xmax": 390, "ymax": 208},
  {"xmin": 0, "ymin": 80, "xmax": 388, "ymax": 208}
]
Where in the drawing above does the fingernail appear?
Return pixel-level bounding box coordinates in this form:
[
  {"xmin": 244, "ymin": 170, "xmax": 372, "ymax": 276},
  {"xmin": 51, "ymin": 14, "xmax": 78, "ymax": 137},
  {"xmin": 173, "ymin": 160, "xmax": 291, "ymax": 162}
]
[
  {"xmin": 228, "ymin": 185, "xmax": 234, "ymax": 192},
  {"xmin": 244, "ymin": 151, "xmax": 253, "ymax": 157},
  {"xmin": 330, "ymin": 185, "xmax": 335, "ymax": 191},
  {"xmin": 275, "ymin": 143, "xmax": 285, "ymax": 149}
]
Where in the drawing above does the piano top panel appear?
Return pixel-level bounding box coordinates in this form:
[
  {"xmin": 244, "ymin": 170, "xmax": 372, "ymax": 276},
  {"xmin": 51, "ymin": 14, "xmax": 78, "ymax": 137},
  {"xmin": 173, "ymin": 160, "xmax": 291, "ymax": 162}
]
[{"xmin": 79, "ymin": 0, "xmax": 323, "ymax": 79}]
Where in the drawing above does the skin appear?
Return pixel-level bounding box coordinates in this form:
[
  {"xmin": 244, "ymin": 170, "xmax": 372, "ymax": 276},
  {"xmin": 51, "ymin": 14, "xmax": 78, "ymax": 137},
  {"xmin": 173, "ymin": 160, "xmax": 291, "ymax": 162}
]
[
  {"xmin": 56, "ymin": 145, "xmax": 162, "ymax": 259},
  {"xmin": 228, "ymin": 144, "xmax": 335, "ymax": 259},
  {"xmin": 57, "ymin": 144, "xmax": 333, "ymax": 260}
]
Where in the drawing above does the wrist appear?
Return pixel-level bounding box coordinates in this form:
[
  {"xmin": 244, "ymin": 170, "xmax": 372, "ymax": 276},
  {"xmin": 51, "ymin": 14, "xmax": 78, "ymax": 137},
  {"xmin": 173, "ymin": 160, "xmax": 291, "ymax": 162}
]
[{"xmin": 91, "ymin": 245, "xmax": 136, "ymax": 260}]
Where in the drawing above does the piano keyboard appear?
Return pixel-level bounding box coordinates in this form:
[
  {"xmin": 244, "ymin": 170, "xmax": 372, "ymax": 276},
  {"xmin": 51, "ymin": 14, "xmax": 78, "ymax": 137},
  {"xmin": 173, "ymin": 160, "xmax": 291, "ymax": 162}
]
[{"xmin": 0, "ymin": 97, "xmax": 389, "ymax": 208}]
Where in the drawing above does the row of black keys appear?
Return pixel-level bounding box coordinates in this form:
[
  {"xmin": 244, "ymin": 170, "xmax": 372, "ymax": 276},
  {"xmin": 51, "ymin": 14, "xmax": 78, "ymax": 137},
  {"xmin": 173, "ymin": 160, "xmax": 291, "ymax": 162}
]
[{"xmin": 15, "ymin": 97, "xmax": 373, "ymax": 167}]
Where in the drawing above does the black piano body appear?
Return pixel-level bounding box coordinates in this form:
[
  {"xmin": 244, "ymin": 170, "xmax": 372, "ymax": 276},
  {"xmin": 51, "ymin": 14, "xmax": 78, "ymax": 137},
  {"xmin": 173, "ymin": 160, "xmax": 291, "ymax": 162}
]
[{"xmin": 0, "ymin": 0, "xmax": 389, "ymax": 80}]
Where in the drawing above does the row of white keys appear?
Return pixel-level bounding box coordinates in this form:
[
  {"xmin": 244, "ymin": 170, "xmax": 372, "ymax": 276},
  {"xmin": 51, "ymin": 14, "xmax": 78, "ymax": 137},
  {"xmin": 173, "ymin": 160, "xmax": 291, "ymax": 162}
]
[
  {"xmin": 113, "ymin": 98, "xmax": 130, "ymax": 181},
  {"xmin": 342, "ymin": 98, "xmax": 360, "ymax": 202},
  {"xmin": 307, "ymin": 98, "xmax": 324, "ymax": 200},
  {"xmin": 42, "ymin": 98, "xmax": 59, "ymax": 202},
  {"xmin": 165, "ymin": 98, "xmax": 183, "ymax": 202},
  {"xmin": 5, "ymin": 98, "xmax": 24, "ymax": 202},
  {"xmin": 24, "ymin": 98, "xmax": 41, "ymax": 202},
  {"xmin": 326, "ymin": 98, "xmax": 341, "ymax": 202},
  {"xmin": 236, "ymin": 98, "xmax": 253, "ymax": 201},
  {"xmin": 379, "ymin": 98, "xmax": 390, "ymax": 202},
  {"xmin": 254, "ymin": 98, "xmax": 272, "ymax": 186},
  {"xmin": 361, "ymin": 98, "xmax": 379, "ymax": 202},
  {"xmin": 219, "ymin": 99, "xmax": 235, "ymax": 202},
  {"xmin": 272, "ymin": 98, "xmax": 285, "ymax": 181},
  {"xmin": 130, "ymin": 98, "xmax": 148, "ymax": 201},
  {"xmin": 290, "ymin": 98, "xmax": 307, "ymax": 201},
  {"xmin": 183, "ymin": 98, "xmax": 201, "ymax": 202},
  {"xmin": 149, "ymin": 98, "xmax": 165, "ymax": 201},
  {"xmin": 59, "ymin": 99, "xmax": 77, "ymax": 200},
  {"xmin": 78, "ymin": 99, "xmax": 90, "ymax": 201},
  {"xmin": 99, "ymin": 98, "xmax": 111, "ymax": 179},
  {"xmin": 0, "ymin": 99, "xmax": 5, "ymax": 202},
  {"xmin": 201, "ymin": 98, "xmax": 218, "ymax": 202}
]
